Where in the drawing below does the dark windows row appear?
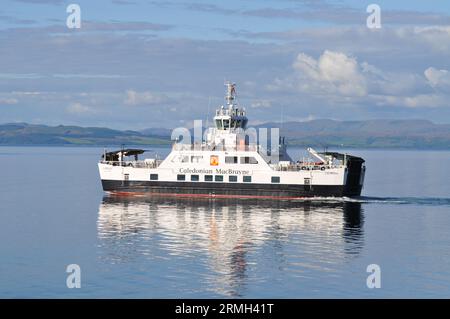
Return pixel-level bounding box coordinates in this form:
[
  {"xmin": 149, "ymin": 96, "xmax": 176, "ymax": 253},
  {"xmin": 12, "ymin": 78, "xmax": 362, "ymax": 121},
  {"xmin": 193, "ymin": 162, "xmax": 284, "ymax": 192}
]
[
  {"xmin": 175, "ymin": 174, "xmax": 251, "ymax": 182},
  {"xmin": 151, "ymin": 174, "xmax": 280, "ymax": 183},
  {"xmin": 216, "ymin": 119, "xmax": 248, "ymax": 130},
  {"xmin": 225, "ymin": 156, "xmax": 258, "ymax": 164}
]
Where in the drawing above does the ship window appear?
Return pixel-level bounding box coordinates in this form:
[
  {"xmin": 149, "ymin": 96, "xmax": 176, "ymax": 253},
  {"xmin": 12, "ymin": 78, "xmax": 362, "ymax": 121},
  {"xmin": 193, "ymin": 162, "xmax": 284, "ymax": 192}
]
[
  {"xmin": 171, "ymin": 155, "xmax": 189, "ymax": 163},
  {"xmin": 191, "ymin": 175, "xmax": 199, "ymax": 182},
  {"xmin": 124, "ymin": 174, "xmax": 129, "ymax": 181},
  {"xmin": 191, "ymin": 155, "xmax": 203, "ymax": 163},
  {"xmin": 177, "ymin": 174, "xmax": 186, "ymax": 181},
  {"xmin": 229, "ymin": 175, "xmax": 237, "ymax": 182},
  {"xmin": 223, "ymin": 119, "xmax": 230, "ymax": 130},
  {"xmin": 205, "ymin": 175, "xmax": 213, "ymax": 182},
  {"xmin": 215, "ymin": 175, "xmax": 224, "ymax": 182},
  {"xmin": 215, "ymin": 119, "xmax": 222, "ymax": 129},
  {"xmin": 243, "ymin": 176, "xmax": 252, "ymax": 183},
  {"xmin": 240, "ymin": 156, "xmax": 258, "ymax": 164},
  {"xmin": 150, "ymin": 174, "xmax": 158, "ymax": 181},
  {"xmin": 225, "ymin": 156, "xmax": 238, "ymax": 164},
  {"xmin": 304, "ymin": 178, "xmax": 311, "ymax": 191},
  {"xmin": 271, "ymin": 176, "xmax": 280, "ymax": 183}
]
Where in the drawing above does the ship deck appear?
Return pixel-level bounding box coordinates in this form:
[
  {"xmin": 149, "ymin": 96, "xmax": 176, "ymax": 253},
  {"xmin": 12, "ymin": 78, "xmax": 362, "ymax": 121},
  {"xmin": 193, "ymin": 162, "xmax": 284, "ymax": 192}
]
[{"xmin": 100, "ymin": 160, "xmax": 344, "ymax": 172}]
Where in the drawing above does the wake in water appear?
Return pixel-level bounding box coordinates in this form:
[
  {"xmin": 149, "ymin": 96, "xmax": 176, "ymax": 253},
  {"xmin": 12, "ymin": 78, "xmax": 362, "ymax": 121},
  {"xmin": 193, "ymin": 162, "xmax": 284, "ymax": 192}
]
[
  {"xmin": 299, "ymin": 196, "xmax": 450, "ymax": 206},
  {"xmin": 105, "ymin": 192, "xmax": 450, "ymax": 207}
]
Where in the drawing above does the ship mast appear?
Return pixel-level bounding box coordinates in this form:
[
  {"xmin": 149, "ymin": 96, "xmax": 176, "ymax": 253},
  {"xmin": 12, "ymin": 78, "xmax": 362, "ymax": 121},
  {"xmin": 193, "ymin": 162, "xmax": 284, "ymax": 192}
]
[{"xmin": 225, "ymin": 81, "xmax": 236, "ymax": 106}]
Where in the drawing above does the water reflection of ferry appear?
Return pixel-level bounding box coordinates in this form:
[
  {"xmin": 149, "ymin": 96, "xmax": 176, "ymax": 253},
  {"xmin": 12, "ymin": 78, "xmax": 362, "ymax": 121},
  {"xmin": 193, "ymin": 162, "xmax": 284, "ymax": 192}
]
[{"xmin": 97, "ymin": 195, "xmax": 364, "ymax": 296}]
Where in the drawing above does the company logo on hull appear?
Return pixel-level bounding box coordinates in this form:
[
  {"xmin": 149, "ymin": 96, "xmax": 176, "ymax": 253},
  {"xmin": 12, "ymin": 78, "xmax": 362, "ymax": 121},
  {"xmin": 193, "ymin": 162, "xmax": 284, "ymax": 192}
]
[{"xmin": 210, "ymin": 155, "xmax": 219, "ymax": 166}]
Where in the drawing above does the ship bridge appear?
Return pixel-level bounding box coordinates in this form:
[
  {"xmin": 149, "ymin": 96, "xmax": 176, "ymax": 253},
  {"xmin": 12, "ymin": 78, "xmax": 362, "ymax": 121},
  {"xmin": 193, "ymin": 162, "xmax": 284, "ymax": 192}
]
[
  {"xmin": 213, "ymin": 82, "xmax": 248, "ymax": 131},
  {"xmin": 205, "ymin": 82, "xmax": 250, "ymax": 148}
]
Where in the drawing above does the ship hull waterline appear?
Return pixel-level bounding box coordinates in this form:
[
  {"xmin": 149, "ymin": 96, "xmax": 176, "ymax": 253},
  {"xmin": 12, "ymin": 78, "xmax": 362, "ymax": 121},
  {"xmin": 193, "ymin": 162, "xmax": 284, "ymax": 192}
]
[{"xmin": 101, "ymin": 180, "xmax": 362, "ymax": 200}]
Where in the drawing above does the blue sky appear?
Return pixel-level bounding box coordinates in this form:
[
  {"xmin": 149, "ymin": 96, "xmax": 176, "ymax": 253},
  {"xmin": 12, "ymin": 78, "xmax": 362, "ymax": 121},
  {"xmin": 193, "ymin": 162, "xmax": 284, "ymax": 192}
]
[{"xmin": 1, "ymin": 0, "xmax": 450, "ymax": 129}]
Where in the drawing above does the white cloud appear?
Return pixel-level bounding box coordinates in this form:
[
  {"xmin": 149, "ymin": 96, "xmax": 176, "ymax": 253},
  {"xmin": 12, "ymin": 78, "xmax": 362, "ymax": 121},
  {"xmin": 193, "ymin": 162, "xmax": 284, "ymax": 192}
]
[
  {"xmin": 413, "ymin": 26, "xmax": 450, "ymax": 53},
  {"xmin": 271, "ymin": 50, "xmax": 367, "ymax": 97},
  {"xmin": 0, "ymin": 98, "xmax": 18, "ymax": 105},
  {"xmin": 251, "ymin": 99, "xmax": 272, "ymax": 108},
  {"xmin": 403, "ymin": 94, "xmax": 447, "ymax": 108},
  {"xmin": 269, "ymin": 50, "xmax": 450, "ymax": 109},
  {"xmin": 124, "ymin": 90, "xmax": 170, "ymax": 106},
  {"xmin": 66, "ymin": 102, "xmax": 93, "ymax": 114},
  {"xmin": 425, "ymin": 67, "xmax": 450, "ymax": 88},
  {"xmin": 377, "ymin": 94, "xmax": 448, "ymax": 108},
  {"xmin": 12, "ymin": 91, "xmax": 42, "ymax": 95}
]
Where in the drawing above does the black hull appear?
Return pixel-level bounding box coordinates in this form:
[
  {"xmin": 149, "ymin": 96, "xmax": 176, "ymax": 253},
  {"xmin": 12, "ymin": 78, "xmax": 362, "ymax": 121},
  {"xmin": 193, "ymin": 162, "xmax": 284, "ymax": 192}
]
[{"xmin": 101, "ymin": 180, "xmax": 362, "ymax": 198}]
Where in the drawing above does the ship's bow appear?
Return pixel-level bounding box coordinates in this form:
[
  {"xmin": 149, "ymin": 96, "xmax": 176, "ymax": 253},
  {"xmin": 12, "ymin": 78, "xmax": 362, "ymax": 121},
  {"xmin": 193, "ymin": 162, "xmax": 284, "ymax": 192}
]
[{"xmin": 344, "ymin": 156, "xmax": 365, "ymax": 196}]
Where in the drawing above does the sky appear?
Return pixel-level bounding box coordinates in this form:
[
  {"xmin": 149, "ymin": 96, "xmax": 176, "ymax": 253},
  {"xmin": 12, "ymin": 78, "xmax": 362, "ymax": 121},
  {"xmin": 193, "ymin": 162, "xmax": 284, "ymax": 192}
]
[{"xmin": 0, "ymin": 0, "xmax": 450, "ymax": 129}]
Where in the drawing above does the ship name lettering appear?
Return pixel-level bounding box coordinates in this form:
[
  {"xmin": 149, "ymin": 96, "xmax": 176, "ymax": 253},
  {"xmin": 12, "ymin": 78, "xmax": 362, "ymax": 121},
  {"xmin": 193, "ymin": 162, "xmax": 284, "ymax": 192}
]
[
  {"xmin": 215, "ymin": 168, "xmax": 249, "ymax": 175},
  {"xmin": 178, "ymin": 168, "xmax": 213, "ymax": 174}
]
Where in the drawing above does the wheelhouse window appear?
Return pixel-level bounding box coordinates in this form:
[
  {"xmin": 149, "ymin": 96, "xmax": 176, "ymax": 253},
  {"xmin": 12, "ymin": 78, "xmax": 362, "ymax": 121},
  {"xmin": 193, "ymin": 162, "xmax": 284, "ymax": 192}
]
[
  {"xmin": 205, "ymin": 175, "xmax": 213, "ymax": 182},
  {"xmin": 150, "ymin": 174, "xmax": 158, "ymax": 181},
  {"xmin": 243, "ymin": 176, "xmax": 252, "ymax": 183},
  {"xmin": 177, "ymin": 174, "xmax": 186, "ymax": 181},
  {"xmin": 223, "ymin": 119, "xmax": 230, "ymax": 130},
  {"xmin": 191, "ymin": 175, "xmax": 199, "ymax": 182},
  {"xmin": 229, "ymin": 175, "xmax": 238, "ymax": 182},
  {"xmin": 240, "ymin": 156, "xmax": 258, "ymax": 164},
  {"xmin": 225, "ymin": 156, "xmax": 238, "ymax": 164},
  {"xmin": 271, "ymin": 176, "xmax": 280, "ymax": 183},
  {"xmin": 215, "ymin": 175, "xmax": 224, "ymax": 182}
]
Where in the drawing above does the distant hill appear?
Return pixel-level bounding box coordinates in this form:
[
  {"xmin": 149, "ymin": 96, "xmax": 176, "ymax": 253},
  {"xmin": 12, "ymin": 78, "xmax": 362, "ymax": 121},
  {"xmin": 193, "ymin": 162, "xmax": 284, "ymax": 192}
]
[
  {"xmin": 1, "ymin": 119, "xmax": 450, "ymax": 149},
  {"xmin": 255, "ymin": 119, "xmax": 450, "ymax": 149},
  {"xmin": 0, "ymin": 123, "xmax": 169, "ymax": 146},
  {"xmin": 140, "ymin": 127, "xmax": 172, "ymax": 137}
]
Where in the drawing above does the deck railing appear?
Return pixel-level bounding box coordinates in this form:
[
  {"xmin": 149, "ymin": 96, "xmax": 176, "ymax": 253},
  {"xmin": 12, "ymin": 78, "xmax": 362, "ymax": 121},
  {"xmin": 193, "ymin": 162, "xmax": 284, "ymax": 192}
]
[
  {"xmin": 100, "ymin": 159, "xmax": 343, "ymax": 172},
  {"xmin": 100, "ymin": 160, "xmax": 162, "ymax": 168},
  {"xmin": 272, "ymin": 163, "xmax": 344, "ymax": 172},
  {"xmin": 172, "ymin": 143, "xmax": 260, "ymax": 152}
]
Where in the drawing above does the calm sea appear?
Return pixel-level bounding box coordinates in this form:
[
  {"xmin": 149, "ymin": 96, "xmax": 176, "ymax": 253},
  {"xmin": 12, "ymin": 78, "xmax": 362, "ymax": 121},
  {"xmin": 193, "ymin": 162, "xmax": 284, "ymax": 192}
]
[{"xmin": 0, "ymin": 146, "xmax": 449, "ymax": 298}]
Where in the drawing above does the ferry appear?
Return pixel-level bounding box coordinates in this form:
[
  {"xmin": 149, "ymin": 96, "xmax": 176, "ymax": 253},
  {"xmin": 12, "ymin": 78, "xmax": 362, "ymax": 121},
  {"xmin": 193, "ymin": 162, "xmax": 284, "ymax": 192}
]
[{"xmin": 98, "ymin": 82, "xmax": 365, "ymax": 199}]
